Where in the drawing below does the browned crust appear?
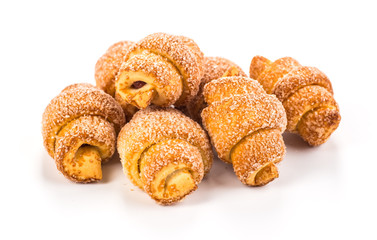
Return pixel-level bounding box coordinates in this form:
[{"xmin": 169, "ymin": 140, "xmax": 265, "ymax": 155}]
[{"xmin": 95, "ymin": 41, "xmax": 134, "ymax": 96}]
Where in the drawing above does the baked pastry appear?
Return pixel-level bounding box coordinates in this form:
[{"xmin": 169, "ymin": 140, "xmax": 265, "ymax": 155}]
[
  {"xmin": 95, "ymin": 40, "xmax": 134, "ymax": 97},
  {"xmin": 42, "ymin": 83, "xmax": 125, "ymax": 183},
  {"xmin": 186, "ymin": 56, "xmax": 247, "ymax": 123},
  {"xmin": 201, "ymin": 77, "xmax": 287, "ymax": 186},
  {"xmin": 117, "ymin": 107, "xmax": 213, "ymax": 205},
  {"xmin": 115, "ymin": 33, "xmax": 204, "ymax": 110},
  {"xmin": 250, "ymin": 56, "xmax": 341, "ymax": 146}
]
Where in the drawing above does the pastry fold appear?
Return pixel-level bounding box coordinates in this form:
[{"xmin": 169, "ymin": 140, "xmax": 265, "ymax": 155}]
[
  {"xmin": 201, "ymin": 77, "xmax": 287, "ymax": 186},
  {"xmin": 250, "ymin": 56, "xmax": 341, "ymax": 145},
  {"xmin": 115, "ymin": 33, "xmax": 204, "ymax": 110},
  {"xmin": 95, "ymin": 40, "xmax": 138, "ymax": 120},
  {"xmin": 42, "ymin": 84, "xmax": 125, "ymax": 183},
  {"xmin": 95, "ymin": 40, "xmax": 134, "ymax": 97},
  {"xmin": 117, "ymin": 107, "xmax": 213, "ymax": 205},
  {"xmin": 186, "ymin": 56, "xmax": 247, "ymax": 123}
]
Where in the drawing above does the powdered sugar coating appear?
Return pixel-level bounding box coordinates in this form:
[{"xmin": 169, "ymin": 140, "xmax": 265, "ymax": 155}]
[
  {"xmin": 95, "ymin": 41, "xmax": 134, "ymax": 96},
  {"xmin": 203, "ymin": 76, "xmax": 265, "ymax": 105},
  {"xmin": 117, "ymin": 106, "xmax": 213, "ymax": 203},
  {"xmin": 119, "ymin": 33, "xmax": 204, "ymax": 106}
]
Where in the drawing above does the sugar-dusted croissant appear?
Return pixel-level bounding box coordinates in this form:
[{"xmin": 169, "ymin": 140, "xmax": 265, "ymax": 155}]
[
  {"xmin": 42, "ymin": 83, "xmax": 125, "ymax": 183},
  {"xmin": 95, "ymin": 40, "xmax": 134, "ymax": 97},
  {"xmin": 186, "ymin": 56, "xmax": 247, "ymax": 123},
  {"xmin": 249, "ymin": 56, "xmax": 341, "ymax": 146},
  {"xmin": 117, "ymin": 107, "xmax": 213, "ymax": 205},
  {"xmin": 115, "ymin": 33, "xmax": 204, "ymax": 110},
  {"xmin": 201, "ymin": 77, "xmax": 287, "ymax": 186}
]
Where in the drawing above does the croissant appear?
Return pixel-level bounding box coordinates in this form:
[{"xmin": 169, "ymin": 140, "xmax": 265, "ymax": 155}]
[
  {"xmin": 201, "ymin": 77, "xmax": 287, "ymax": 186},
  {"xmin": 249, "ymin": 56, "xmax": 341, "ymax": 146},
  {"xmin": 115, "ymin": 33, "xmax": 204, "ymax": 110},
  {"xmin": 117, "ymin": 107, "xmax": 213, "ymax": 205},
  {"xmin": 42, "ymin": 83, "xmax": 125, "ymax": 183},
  {"xmin": 186, "ymin": 56, "xmax": 247, "ymax": 123}
]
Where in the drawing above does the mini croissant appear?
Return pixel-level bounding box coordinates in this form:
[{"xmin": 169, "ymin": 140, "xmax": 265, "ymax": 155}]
[
  {"xmin": 117, "ymin": 107, "xmax": 213, "ymax": 205},
  {"xmin": 115, "ymin": 33, "xmax": 204, "ymax": 110},
  {"xmin": 250, "ymin": 56, "xmax": 341, "ymax": 146},
  {"xmin": 42, "ymin": 83, "xmax": 125, "ymax": 183},
  {"xmin": 201, "ymin": 77, "xmax": 287, "ymax": 186}
]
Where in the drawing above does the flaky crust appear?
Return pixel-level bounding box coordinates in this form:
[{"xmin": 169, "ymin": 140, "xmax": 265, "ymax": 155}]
[
  {"xmin": 116, "ymin": 33, "xmax": 204, "ymax": 110},
  {"xmin": 42, "ymin": 83, "xmax": 125, "ymax": 183},
  {"xmin": 95, "ymin": 41, "xmax": 134, "ymax": 96},
  {"xmin": 201, "ymin": 77, "xmax": 286, "ymax": 186},
  {"xmin": 250, "ymin": 56, "xmax": 341, "ymax": 146},
  {"xmin": 187, "ymin": 56, "xmax": 247, "ymax": 123},
  {"xmin": 117, "ymin": 107, "xmax": 213, "ymax": 205}
]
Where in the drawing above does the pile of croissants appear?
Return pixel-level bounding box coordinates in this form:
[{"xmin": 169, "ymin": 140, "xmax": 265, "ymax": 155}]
[{"xmin": 42, "ymin": 33, "xmax": 341, "ymax": 205}]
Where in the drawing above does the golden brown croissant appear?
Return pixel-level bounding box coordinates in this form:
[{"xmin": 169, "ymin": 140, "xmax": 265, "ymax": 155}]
[
  {"xmin": 115, "ymin": 33, "xmax": 204, "ymax": 110},
  {"xmin": 186, "ymin": 56, "xmax": 247, "ymax": 123},
  {"xmin": 42, "ymin": 83, "xmax": 125, "ymax": 183},
  {"xmin": 201, "ymin": 77, "xmax": 287, "ymax": 186},
  {"xmin": 117, "ymin": 107, "xmax": 213, "ymax": 205},
  {"xmin": 249, "ymin": 56, "xmax": 341, "ymax": 146}
]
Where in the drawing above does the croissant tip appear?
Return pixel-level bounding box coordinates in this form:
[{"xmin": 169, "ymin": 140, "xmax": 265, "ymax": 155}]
[
  {"xmin": 298, "ymin": 108, "xmax": 341, "ymax": 146},
  {"xmin": 245, "ymin": 162, "xmax": 279, "ymax": 186},
  {"xmin": 61, "ymin": 145, "xmax": 104, "ymax": 183}
]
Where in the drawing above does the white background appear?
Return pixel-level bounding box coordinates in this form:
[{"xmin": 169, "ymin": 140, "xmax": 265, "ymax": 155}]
[{"xmin": 1, "ymin": 0, "xmax": 376, "ymax": 239}]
